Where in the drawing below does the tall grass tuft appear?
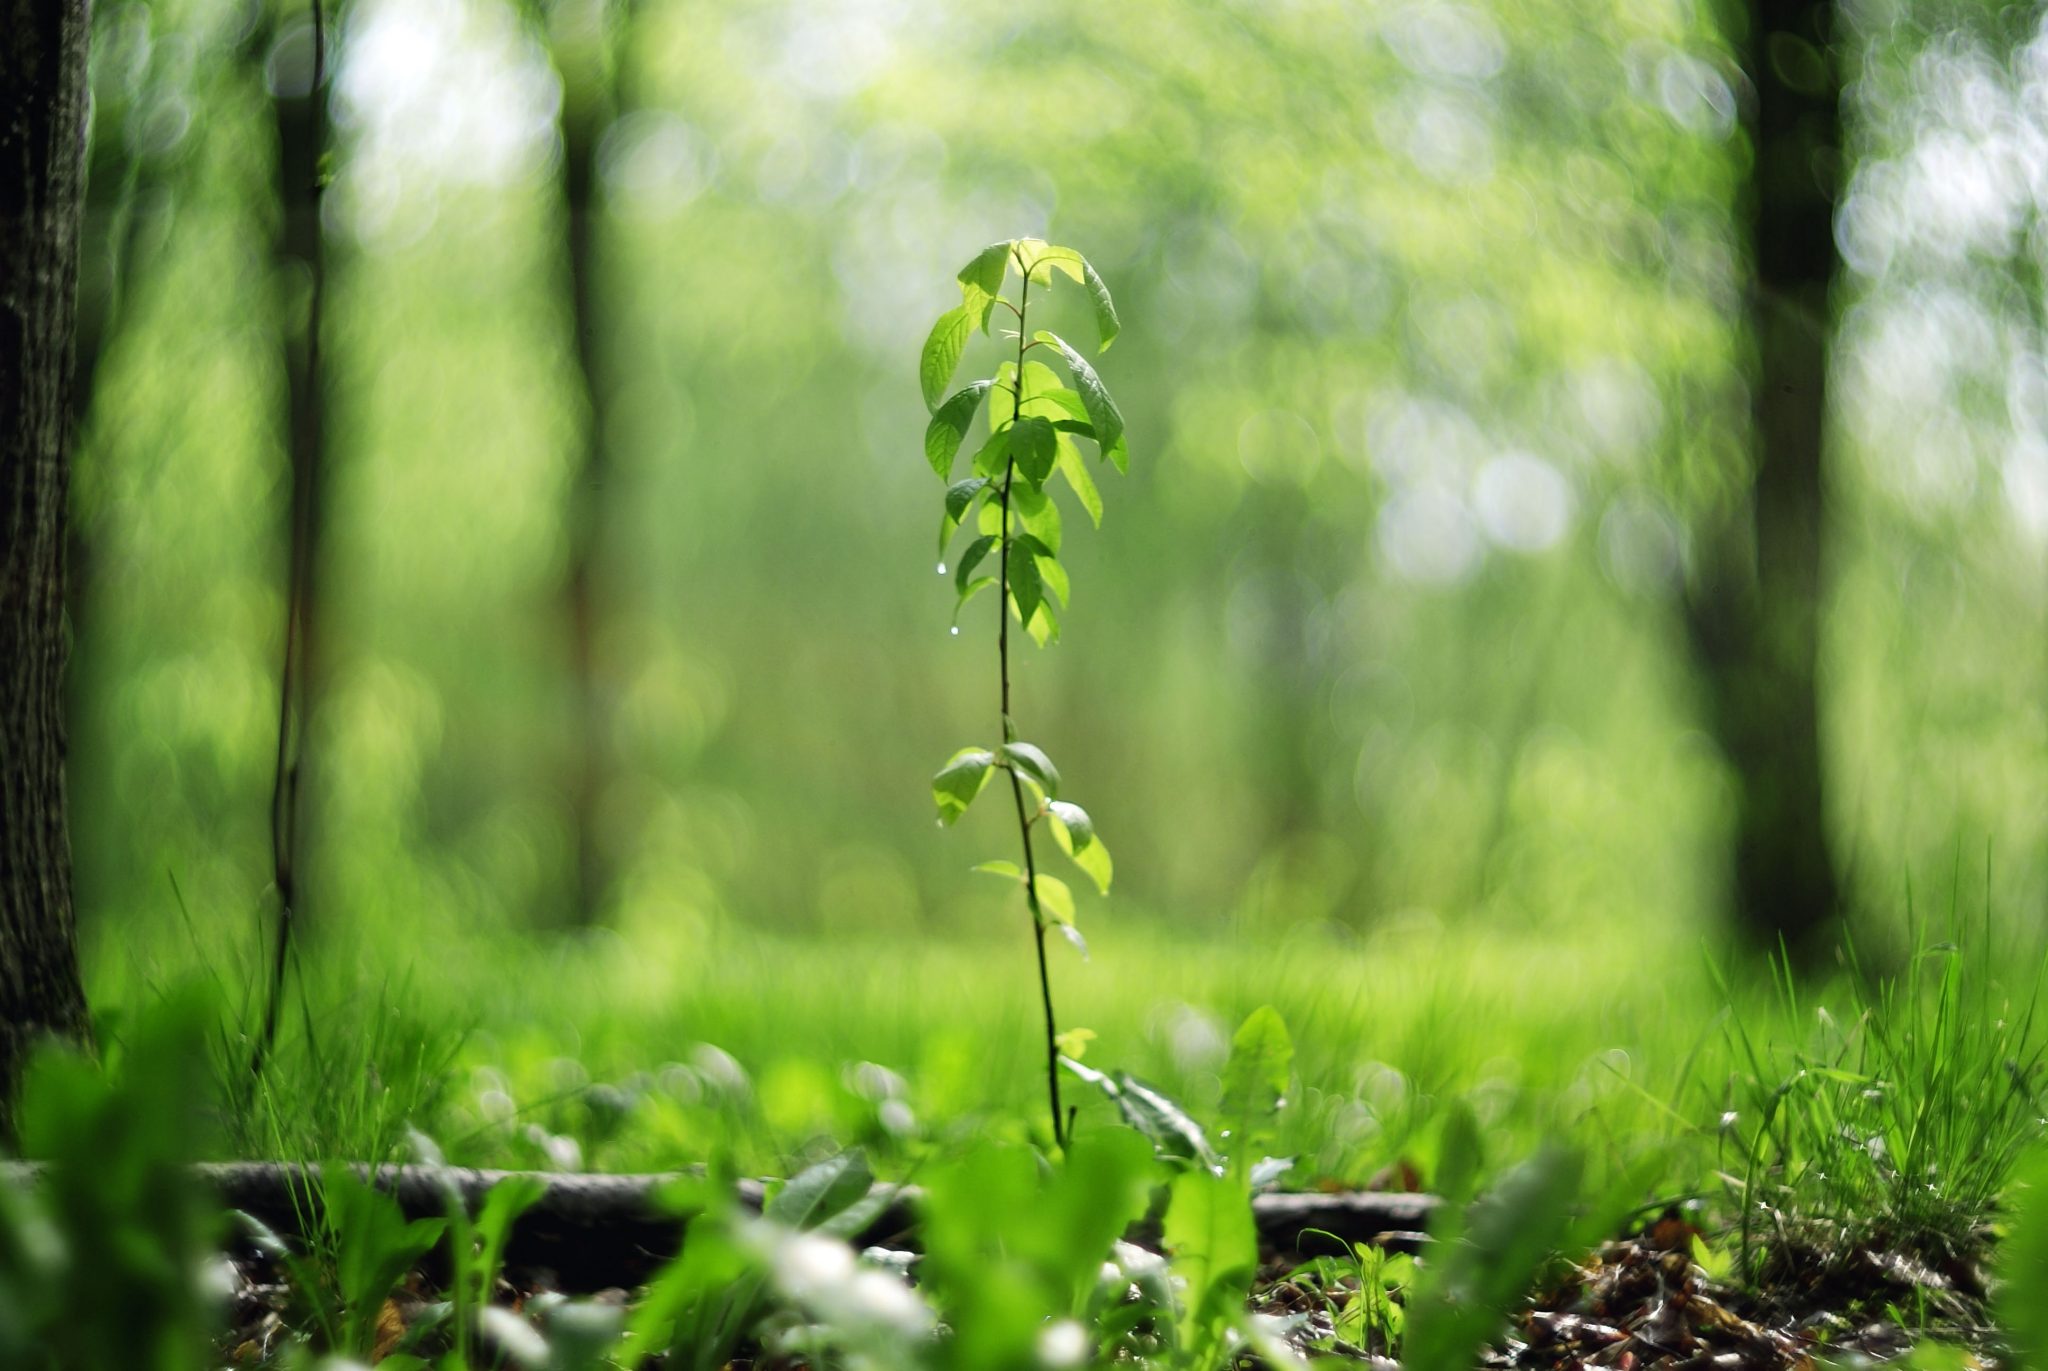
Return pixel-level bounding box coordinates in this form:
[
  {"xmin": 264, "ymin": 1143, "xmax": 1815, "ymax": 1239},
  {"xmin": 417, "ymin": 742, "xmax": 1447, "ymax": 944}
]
[{"xmin": 1713, "ymin": 896, "xmax": 2048, "ymax": 1266}]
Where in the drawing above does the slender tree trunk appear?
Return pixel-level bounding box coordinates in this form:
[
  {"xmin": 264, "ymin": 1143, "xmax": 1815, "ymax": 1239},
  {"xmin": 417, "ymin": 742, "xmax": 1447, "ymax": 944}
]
[
  {"xmin": 0, "ymin": 0, "xmax": 97, "ymax": 1129},
  {"xmin": 562, "ymin": 103, "xmax": 609, "ymax": 925},
  {"xmin": 1685, "ymin": 0, "xmax": 1841, "ymax": 963},
  {"xmin": 256, "ymin": 11, "xmax": 330, "ymax": 1069},
  {"xmin": 553, "ymin": 0, "xmax": 619, "ymax": 925}
]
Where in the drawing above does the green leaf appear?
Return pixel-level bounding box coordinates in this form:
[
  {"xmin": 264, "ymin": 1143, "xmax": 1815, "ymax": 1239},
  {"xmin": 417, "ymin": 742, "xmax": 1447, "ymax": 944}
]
[
  {"xmin": 322, "ymin": 1168, "xmax": 449, "ymax": 1355},
  {"xmin": 1117, "ymin": 1074, "xmax": 1218, "ymax": 1166},
  {"xmin": 1001, "ymin": 741, "xmax": 1059, "ymax": 795},
  {"xmin": 1166, "ymin": 1169, "xmax": 1259, "ymax": 1368},
  {"xmin": 1402, "ymin": 1146, "xmax": 1584, "ymax": 1371},
  {"xmin": 952, "ymin": 576, "xmax": 995, "ymax": 627},
  {"xmin": 924, "ymin": 380, "xmax": 992, "ymax": 478},
  {"xmin": 1036, "ymin": 550, "xmax": 1069, "ymax": 607},
  {"xmin": 991, "ymin": 360, "xmax": 1064, "ymax": 431},
  {"xmin": 1027, "ymin": 598, "xmax": 1059, "ymax": 646},
  {"xmin": 954, "ymin": 535, "xmax": 996, "ymax": 592},
  {"xmin": 766, "ymin": 1151, "xmax": 874, "ymax": 1230},
  {"xmin": 932, "ymin": 747, "xmax": 995, "ymax": 824},
  {"xmin": 1022, "ymin": 240, "xmax": 1084, "ymax": 285},
  {"xmin": 957, "ymin": 241, "xmax": 1012, "ymax": 329},
  {"xmin": 1012, "ymin": 237, "xmax": 1060, "ymax": 284},
  {"xmin": 1037, "ymin": 332, "xmax": 1127, "ymax": 472},
  {"xmin": 1013, "ymin": 481, "xmax": 1061, "ymax": 555},
  {"xmin": 972, "ymin": 859, "xmax": 1023, "ymax": 880},
  {"xmin": 1024, "ymin": 245, "xmax": 1122, "ymax": 349},
  {"xmin": 1081, "ymin": 257, "xmax": 1121, "ymax": 351},
  {"xmin": 1047, "ymin": 800, "xmax": 1113, "ymax": 894},
  {"xmin": 1219, "ymin": 1007, "xmax": 1292, "ymax": 1176},
  {"xmin": 1035, "ymin": 388, "xmax": 1090, "ymax": 425},
  {"xmin": 969, "ymin": 429, "xmax": 1009, "ymax": 479},
  {"xmin": 1031, "ymin": 873, "xmax": 1076, "ymax": 925},
  {"xmin": 1054, "ymin": 1027, "xmax": 1096, "ymax": 1059},
  {"xmin": 920, "ymin": 306, "xmax": 971, "ymax": 412},
  {"xmin": 2002, "ymin": 1146, "xmax": 2048, "ymax": 1366},
  {"xmin": 938, "ymin": 477, "xmax": 989, "ymax": 558},
  {"xmin": 1006, "ymin": 539, "xmax": 1042, "ymax": 630},
  {"xmin": 1057, "ymin": 434, "xmax": 1103, "ymax": 527},
  {"xmin": 1006, "ymin": 416, "xmax": 1058, "ymax": 484}
]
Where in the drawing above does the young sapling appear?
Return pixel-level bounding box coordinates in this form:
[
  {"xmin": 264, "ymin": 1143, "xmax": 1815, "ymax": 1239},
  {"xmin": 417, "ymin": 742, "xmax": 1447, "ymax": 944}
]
[{"xmin": 921, "ymin": 239, "xmax": 1129, "ymax": 1151}]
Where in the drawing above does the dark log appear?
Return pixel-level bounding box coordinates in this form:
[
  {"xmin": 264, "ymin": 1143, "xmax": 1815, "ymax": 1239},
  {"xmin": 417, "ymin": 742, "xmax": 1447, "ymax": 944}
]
[{"xmin": 4, "ymin": 1162, "xmax": 1442, "ymax": 1291}]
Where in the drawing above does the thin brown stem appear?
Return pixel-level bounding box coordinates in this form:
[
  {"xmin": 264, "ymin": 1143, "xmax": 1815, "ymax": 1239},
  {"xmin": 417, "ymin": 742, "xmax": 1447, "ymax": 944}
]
[{"xmin": 997, "ymin": 256, "xmax": 1064, "ymax": 1152}]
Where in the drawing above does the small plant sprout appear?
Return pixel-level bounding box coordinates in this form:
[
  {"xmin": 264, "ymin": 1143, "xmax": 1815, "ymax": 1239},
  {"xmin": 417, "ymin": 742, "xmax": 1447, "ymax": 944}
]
[{"xmin": 922, "ymin": 239, "xmax": 1128, "ymax": 1151}]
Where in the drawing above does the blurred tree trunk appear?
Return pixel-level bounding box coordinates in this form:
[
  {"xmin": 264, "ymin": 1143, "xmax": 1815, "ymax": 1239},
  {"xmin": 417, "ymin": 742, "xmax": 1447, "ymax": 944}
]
[
  {"xmin": 0, "ymin": 0, "xmax": 97, "ymax": 1128},
  {"xmin": 256, "ymin": 9, "xmax": 330, "ymax": 1064},
  {"xmin": 1685, "ymin": 0, "xmax": 1841, "ymax": 963},
  {"xmin": 552, "ymin": 0, "xmax": 621, "ymax": 926}
]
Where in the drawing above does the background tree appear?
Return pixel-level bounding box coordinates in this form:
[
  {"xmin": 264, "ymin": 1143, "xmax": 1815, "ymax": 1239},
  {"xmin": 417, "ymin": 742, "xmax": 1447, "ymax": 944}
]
[
  {"xmin": 255, "ymin": 0, "xmax": 333, "ymax": 1070},
  {"xmin": 1683, "ymin": 0, "xmax": 1843, "ymax": 962},
  {"xmin": 547, "ymin": 0, "xmax": 627, "ymax": 926},
  {"xmin": 0, "ymin": 0, "xmax": 96, "ymax": 1125}
]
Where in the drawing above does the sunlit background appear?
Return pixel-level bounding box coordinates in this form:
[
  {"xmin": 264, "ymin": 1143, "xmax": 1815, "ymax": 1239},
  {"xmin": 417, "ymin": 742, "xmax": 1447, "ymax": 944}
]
[{"xmin": 60, "ymin": 0, "xmax": 2048, "ymax": 1167}]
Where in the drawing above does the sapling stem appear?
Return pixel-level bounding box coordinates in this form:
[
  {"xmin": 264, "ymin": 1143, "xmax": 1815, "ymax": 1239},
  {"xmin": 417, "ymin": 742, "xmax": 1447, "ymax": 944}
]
[
  {"xmin": 997, "ymin": 255, "xmax": 1066, "ymax": 1152},
  {"xmin": 922, "ymin": 236, "xmax": 1126, "ymax": 1160}
]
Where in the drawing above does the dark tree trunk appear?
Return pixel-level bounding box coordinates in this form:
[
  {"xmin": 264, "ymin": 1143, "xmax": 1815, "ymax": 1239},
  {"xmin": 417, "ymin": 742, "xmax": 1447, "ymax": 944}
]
[
  {"xmin": 553, "ymin": 4, "xmax": 620, "ymax": 926},
  {"xmin": 562, "ymin": 102, "xmax": 610, "ymax": 925},
  {"xmin": 0, "ymin": 0, "xmax": 97, "ymax": 1129},
  {"xmin": 1685, "ymin": 0, "xmax": 1841, "ymax": 963},
  {"xmin": 256, "ymin": 14, "xmax": 330, "ymax": 1067}
]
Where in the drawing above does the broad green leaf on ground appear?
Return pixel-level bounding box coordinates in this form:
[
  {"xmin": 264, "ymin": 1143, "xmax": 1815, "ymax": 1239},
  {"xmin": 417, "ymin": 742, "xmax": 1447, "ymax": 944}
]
[
  {"xmin": 2001, "ymin": 1146, "xmax": 2048, "ymax": 1366},
  {"xmin": 1116, "ymin": 1074, "xmax": 1218, "ymax": 1167},
  {"xmin": 1403, "ymin": 1145, "xmax": 1584, "ymax": 1371},
  {"xmin": 932, "ymin": 747, "xmax": 995, "ymax": 824},
  {"xmin": 765, "ymin": 1151, "xmax": 873, "ymax": 1231},
  {"xmin": 920, "ymin": 306, "xmax": 971, "ymax": 411},
  {"xmin": 924, "ymin": 380, "xmax": 992, "ymax": 478},
  {"xmin": 323, "ymin": 1168, "xmax": 448, "ymax": 1356},
  {"xmin": 1165, "ymin": 1168, "xmax": 1259, "ymax": 1368},
  {"xmin": 1036, "ymin": 332, "xmax": 1127, "ymax": 471},
  {"xmin": 1219, "ymin": 1007, "xmax": 1292, "ymax": 1173},
  {"xmin": 1001, "ymin": 741, "xmax": 1059, "ymax": 795}
]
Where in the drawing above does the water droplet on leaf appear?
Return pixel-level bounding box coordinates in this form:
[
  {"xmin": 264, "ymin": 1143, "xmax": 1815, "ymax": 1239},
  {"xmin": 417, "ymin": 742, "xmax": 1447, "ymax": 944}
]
[
  {"xmin": 936, "ymin": 562, "xmax": 947, "ymax": 575},
  {"xmin": 949, "ymin": 626, "xmax": 960, "ymax": 636}
]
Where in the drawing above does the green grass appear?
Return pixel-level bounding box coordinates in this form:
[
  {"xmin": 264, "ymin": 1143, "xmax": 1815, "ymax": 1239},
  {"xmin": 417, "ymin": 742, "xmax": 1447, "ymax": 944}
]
[{"xmin": 82, "ymin": 892, "xmax": 2048, "ymax": 1269}]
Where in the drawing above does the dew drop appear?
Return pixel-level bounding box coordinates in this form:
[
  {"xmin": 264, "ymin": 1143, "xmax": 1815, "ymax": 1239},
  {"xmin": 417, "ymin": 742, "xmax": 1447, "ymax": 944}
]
[
  {"xmin": 936, "ymin": 562, "xmax": 947, "ymax": 575},
  {"xmin": 949, "ymin": 625, "xmax": 960, "ymax": 636}
]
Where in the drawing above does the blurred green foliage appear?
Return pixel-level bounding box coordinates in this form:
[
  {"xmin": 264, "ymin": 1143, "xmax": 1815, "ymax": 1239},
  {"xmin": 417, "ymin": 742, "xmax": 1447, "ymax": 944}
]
[{"xmin": 58, "ymin": 0, "xmax": 2048, "ymax": 1186}]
